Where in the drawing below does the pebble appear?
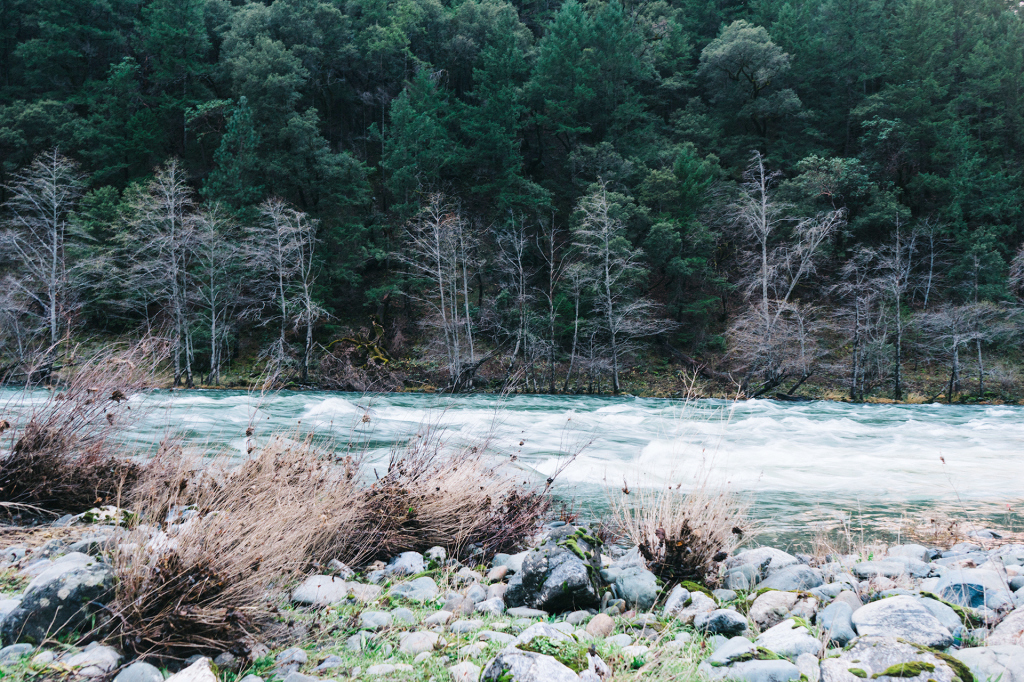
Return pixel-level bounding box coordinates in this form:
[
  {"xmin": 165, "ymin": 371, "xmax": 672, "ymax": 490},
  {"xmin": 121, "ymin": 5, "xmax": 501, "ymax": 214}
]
[
  {"xmin": 606, "ymin": 633, "xmax": 633, "ymax": 647},
  {"xmin": 399, "ymin": 631, "xmax": 440, "ymax": 655},
  {"xmin": 114, "ymin": 662, "xmax": 163, "ymax": 682},
  {"xmin": 475, "ymin": 597, "xmax": 505, "ymax": 615},
  {"xmin": 449, "ymin": 619, "xmax": 484, "ymax": 634},
  {"xmin": 425, "ymin": 610, "xmax": 454, "ymax": 625},
  {"xmin": 360, "ymin": 611, "xmax": 392, "ymax": 630},
  {"xmin": 486, "ymin": 565, "xmax": 508, "ymax": 582},
  {"xmin": 449, "ymin": 661, "xmax": 482, "ymax": 682}
]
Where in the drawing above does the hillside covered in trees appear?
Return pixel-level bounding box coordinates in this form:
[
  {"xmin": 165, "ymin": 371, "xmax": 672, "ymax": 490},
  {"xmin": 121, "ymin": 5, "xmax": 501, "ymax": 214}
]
[{"xmin": 3, "ymin": 0, "xmax": 1024, "ymax": 400}]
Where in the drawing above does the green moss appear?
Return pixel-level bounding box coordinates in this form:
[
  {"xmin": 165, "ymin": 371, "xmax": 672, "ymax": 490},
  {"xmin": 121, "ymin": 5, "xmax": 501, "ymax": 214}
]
[
  {"xmin": 919, "ymin": 591, "xmax": 982, "ymax": 627},
  {"xmin": 871, "ymin": 661, "xmax": 935, "ymax": 678},
  {"xmin": 678, "ymin": 580, "xmax": 714, "ymax": 598},
  {"xmin": 519, "ymin": 636, "xmax": 588, "ymax": 672},
  {"xmin": 560, "ymin": 538, "xmax": 589, "ymax": 561},
  {"xmin": 904, "ymin": 640, "xmax": 975, "ymax": 682},
  {"xmin": 848, "ymin": 669, "xmax": 867, "ymax": 678},
  {"xmin": 573, "ymin": 529, "xmax": 602, "ymax": 547},
  {"xmin": 790, "ymin": 616, "xmax": 812, "ymax": 631}
]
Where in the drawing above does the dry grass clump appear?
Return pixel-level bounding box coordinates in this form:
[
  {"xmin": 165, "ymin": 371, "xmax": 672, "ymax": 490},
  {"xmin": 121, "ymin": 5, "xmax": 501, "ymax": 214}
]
[
  {"xmin": 111, "ymin": 434, "xmax": 361, "ymax": 659},
  {"xmin": 339, "ymin": 429, "xmax": 550, "ymax": 563},
  {"xmin": 612, "ymin": 480, "xmax": 749, "ymax": 586},
  {"xmin": 0, "ymin": 340, "xmax": 163, "ymax": 514}
]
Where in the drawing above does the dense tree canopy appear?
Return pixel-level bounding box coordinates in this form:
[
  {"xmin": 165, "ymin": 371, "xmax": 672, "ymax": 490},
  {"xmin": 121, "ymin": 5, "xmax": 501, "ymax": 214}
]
[{"xmin": 2, "ymin": 0, "xmax": 1024, "ymax": 396}]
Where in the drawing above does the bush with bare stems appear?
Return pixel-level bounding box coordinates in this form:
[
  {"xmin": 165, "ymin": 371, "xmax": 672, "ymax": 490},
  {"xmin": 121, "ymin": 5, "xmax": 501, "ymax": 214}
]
[
  {"xmin": 340, "ymin": 428, "xmax": 550, "ymax": 564},
  {"xmin": 0, "ymin": 339, "xmax": 164, "ymax": 514},
  {"xmin": 112, "ymin": 434, "xmax": 362, "ymax": 659},
  {"xmin": 611, "ymin": 479, "xmax": 748, "ymax": 586}
]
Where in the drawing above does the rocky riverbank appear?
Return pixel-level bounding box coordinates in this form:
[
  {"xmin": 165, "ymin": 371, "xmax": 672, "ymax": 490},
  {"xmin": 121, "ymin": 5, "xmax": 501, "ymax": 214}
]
[{"xmin": 0, "ymin": 515, "xmax": 1022, "ymax": 682}]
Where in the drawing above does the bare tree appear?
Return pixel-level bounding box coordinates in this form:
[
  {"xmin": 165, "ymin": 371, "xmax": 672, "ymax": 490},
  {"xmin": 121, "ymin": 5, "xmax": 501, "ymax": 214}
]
[
  {"xmin": 537, "ymin": 218, "xmax": 569, "ymax": 393},
  {"xmin": 574, "ymin": 182, "xmax": 672, "ymax": 394},
  {"xmin": 728, "ymin": 151, "xmax": 844, "ymax": 396},
  {"xmin": 394, "ymin": 193, "xmax": 479, "ymax": 388},
  {"xmin": 876, "ymin": 215, "xmax": 916, "ymax": 399},
  {"xmin": 833, "ymin": 247, "xmax": 885, "ymax": 400},
  {"xmin": 916, "ymin": 303, "xmax": 1000, "ymax": 402},
  {"xmin": 192, "ymin": 203, "xmax": 245, "ymax": 385},
  {"xmin": 247, "ymin": 198, "xmax": 325, "ymax": 382},
  {"xmin": 0, "ymin": 149, "xmax": 85, "ymax": 349},
  {"xmin": 561, "ymin": 262, "xmax": 588, "ymax": 393},
  {"xmin": 492, "ymin": 218, "xmax": 536, "ymax": 390},
  {"xmin": 123, "ymin": 159, "xmax": 199, "ymax": 386}
]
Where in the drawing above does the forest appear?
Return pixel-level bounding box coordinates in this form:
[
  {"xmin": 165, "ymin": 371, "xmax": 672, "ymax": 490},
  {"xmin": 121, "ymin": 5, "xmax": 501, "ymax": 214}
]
[{"xmin": 2, "ymin": 0, "xmax": 1024, "ymax": 400}]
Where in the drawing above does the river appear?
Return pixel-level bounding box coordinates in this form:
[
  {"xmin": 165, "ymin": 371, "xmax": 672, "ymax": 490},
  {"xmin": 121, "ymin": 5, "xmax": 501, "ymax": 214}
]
[{"xmin": 3, "ymin": 389, "xmax": 1022, "ymax": 547}]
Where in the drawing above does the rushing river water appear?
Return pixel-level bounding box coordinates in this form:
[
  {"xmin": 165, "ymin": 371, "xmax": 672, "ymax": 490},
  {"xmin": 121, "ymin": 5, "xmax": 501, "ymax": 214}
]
[{"xmin": 3, "ymin": 389, "xmax": 1022, "ymax": 546}]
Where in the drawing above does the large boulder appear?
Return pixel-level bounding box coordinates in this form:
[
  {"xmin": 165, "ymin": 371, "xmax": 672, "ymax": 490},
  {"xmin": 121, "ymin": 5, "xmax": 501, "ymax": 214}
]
[
  {"xmin": 819, "ymin": 636, "xmax": 961, "ymax": 682},
  {"xmin": 0, "ymin": 555, "xmax": 114, "ymax": 644},
  {"xmin": 850, "ymin": 595, "xmax": 953, "ymax": 648},
  {"xmin": 951, "ymin": 644, "xmax": 1024, "ymax": 682},
  {"xmin": 481, "ymin": 648, "xmax": 580, "ymax": 682},
  {"xmin": 935, "ymin": 568, "xmax": 1014, "ymax": 610},
  {"xmin": 504, "ymin": 526, "xmax": 602, "ymax": 613},
  {"xmin": 758, "ymin": 565, "xmax": 823, "ymax": 592}
]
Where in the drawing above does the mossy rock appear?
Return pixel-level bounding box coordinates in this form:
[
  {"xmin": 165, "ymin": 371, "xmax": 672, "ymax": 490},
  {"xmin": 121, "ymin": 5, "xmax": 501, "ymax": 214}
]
[
  {"xmin": 919, "ymin": 591, "xmax": 982, "ymax": 628},
  {"xmin": 519, "ymin": 636, "xmax": 588, "ymax": 673},
  {"xmin": 903, "ymin": 640, "xmax": 974, "ymax": 682},
  {"xmin": 871, "ymin": 661, "xmax": 935, "ymax": 678},
  {"xmin": 848, "ymin": 669, "xmax": 867, "ymax": 679},
  {"xmin": 678, "ymin": 580, "xmax": 715, "ymax": 598}
]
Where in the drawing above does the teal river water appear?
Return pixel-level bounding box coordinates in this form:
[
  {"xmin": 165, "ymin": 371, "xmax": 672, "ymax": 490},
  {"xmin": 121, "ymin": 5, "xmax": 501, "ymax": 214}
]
[{"xmin": 3, "ymin": 389, "xmax": 1022, "ymax": 547}]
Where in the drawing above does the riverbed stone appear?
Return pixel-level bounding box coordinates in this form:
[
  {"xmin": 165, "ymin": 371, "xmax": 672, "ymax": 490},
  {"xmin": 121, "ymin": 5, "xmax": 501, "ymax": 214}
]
[
  {"xmin": 65, "ymin": 645, "xmax": 123, "ymax": 677},
  {"xmin": 614, "ymin": 567, "xmax": 659, "ymax": 611},
  {"xmin": 585, "ymin": 613, "xmax": 614, "ymax": 638},
  {"xmin": 951, "ymin": 644, "xmax": 1024, "ymax": 682},
  {"xmin": 850, "ymin": 595, "xmax": 953, "ymax": 648},
  {"xmin": 817, "ymin": 601, "xmax": 855, "ymax": 646},
  {"xmin": 672, "ymin": 591, "xmax": 717, "ymax": 625},
  {"xmin": 450, "ymin": 619, "xmax": 485, "ymax": 634},
  {"xmin": 425, "ymin": 610, "xmax": 453, "ymax": 625},
  {"xmin": 164, "ymin": 657, "xmax": 218, "ymax": 682},
  {"xmin": 476, "ymin": 597, "xmax": 505, "ymax": 616},
  {"xmin": 516, "ymin": 622, "xmax": 576, "ymax": 645},
  {"xmin": 349, "ymin": 584, "xmax": 383, "ymax": 602},
  {"xmin": 704, "ymin": 636, "xmax": 756, "ymax": 665},
  {"xmin": 481, "ymin": 648, "xmax": 579, "ymax": 682},
  {"xmin": 391, "ymin": 576, "xmax": 439, "ymax": 602},
  {"xmin": 700, "ymin": 659, "xmax": 801, "ymax": 682},
  {"xmin": 755, "ymin": 618, "xmax": 820, "ymax": 659},
  {"xmin": 662, "ymin": 584, "xmax": 691, "ymax": 617},
  {"xmin": 917, "ymin": 596, "xmax": 963, "ymax": 632},
  {"xmin": 399, "ymin": 631, "xmax": 440, "ymax": 655},
  {"xmin": 0, "ymin": 644, "xmax": 34, "ymax": 664},
  {"xmin": 0, "ymin": 556, "xmax": 115, "ymax": 644},
  {"xmin": 449, "ymin": 661, "xmax": 482, "ymax": 682},
  {"xmin": 935, "ymin": 567, "xmax": 1014, "ymax": 610},
  {"xmin": 988, "ymin": 606, "xmax": 1024, "ymax": 645},
  {"xmin": 505, "ymin": 526, "xmax": 602, "ymax": 613},
  {"xmin": 888, "ymin": 544, "xmax": 930, "ymax": 562},
  {"xmin": 726, "ymin": 548, "xmax": 799, "ymax": 576},
  {"xmin": 750, "ymin": 590, "xmax": 799, "ymax": 629},
  {"xmin": 759, "ymin": 565, "xmax": 823, "ymax": 591},
  {"xmin": 360, "ymin": 611, "xmax": 392, "ymax": 630},
  {"xmin": 506, "ymin": 607, "xmax": 548, "ymax": 619},
  {"xmin": 694, "ymin": 609, "xmax": 748, "ymax": 636},
  {"xmin": 819, "ymin": 636, "xmax": 959, "ymax": 682},
  {"xmin": 291, "ymin": 575, "xmax": 349, "ymax": 606},
  {"xmin": 114, "ymin": 661, "xmax": 164, "ymax": 682},
  {"xmin": 386, "ymin": 551, "xmax": 425, "ymax": 576}
]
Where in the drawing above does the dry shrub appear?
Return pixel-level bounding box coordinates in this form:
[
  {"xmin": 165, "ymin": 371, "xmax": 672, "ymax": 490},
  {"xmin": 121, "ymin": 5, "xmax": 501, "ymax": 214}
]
[
  {"xmin": 612, "ymin": 480, "xmax": 749, "ymax": 587},
  {"xmin": 335, "ymin": 429, "xmax": 549, "ymax": 563},
  {"xmin": 0, "ymin": 339, "xmax": 163, "ymax": 514},
  {"xmin": 112, "ymin": 434, "xmax": 361, "ymax": 659}
]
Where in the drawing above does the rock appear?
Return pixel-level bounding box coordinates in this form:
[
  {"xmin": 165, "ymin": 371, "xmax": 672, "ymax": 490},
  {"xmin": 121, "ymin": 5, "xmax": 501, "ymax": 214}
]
[
  {"xmin": 833, "ymin": 590, "xmax": 862, "ymax": 612},
  {"xmin": 0, "ymin": 644, "xmax": 34, "ymax": 664},
  {"xmin": 817, "ymin": 601, "xmax": 856, "ymax": 646},
  {"xmin": 360, "ymin": 611, "xmax": 392, "ymax": 630},
  {"xmin": 703, "ymin": 636, "xmax": 756, "ymax": 665},
  {"xmin": 466, "ymin": 583, "xmax": 488, "ymax": 603},
  {"xmin": 213, "ymin": 652, "xmax": 237, "ymax": 668},
  {"xmin": 917, "ymin": 596, "xmax": 963, "ymax": 633},
  {"xmin": 456, "ymin": 567, "xmax": 484, "ymax": 585},
  {"xmin": 755, "ymin": 619, "xmax": 820, "ymax": 659},
  {"xmin": 699, "ymin": 659, "xmax": 802, "ymax": 681},
  {"xmin": 425, "ymin": 546, "xmax": 447, "ymax": 564},
  {"xmin": 621, "ymin": 644, "xmax": 649, "ymax": 659},
  {"xmin": 450, "ymin": 619, "xmax": 485, "ymax": 634},
  {"xmin": 789, "ymin": 595, "xmax": 817, "ymax": 621},
  {"xmin": 662, "ymin": 584, "xmax": 691, "ymax": 617},
  {"xmin": 114, "ymin": 661, "xmax": 164, "ymax": 682},
  {"xmin": 444, "ymin": 594, "xmax": 477, "ymax": 616},
  {"xmin": 819, "ymin": 635, "xmax": 960, "ymax": 682},
  {"xmin": 506, "ymin": 527, "xmax": 602, "ymax": 613},
  {"xmin": 726, "ymin": 548, "xmax": 799, "ymax": 575},
  {"xmin": 810, "ymin": 583, "xmax": 843, "ymax": 601},
  {"xmin": 66, "ymin": 646, "xmax": 123, "ymax": 677},
  {"xmin": 714, "ymin": 589, "xmax": 738, "ymax": 602},
  {"xmin": 759, "ymin": 565, "xmax": 823, "ymax": 591},
  {"xmin": 399, "ymin": 631, "xmax": 440, "ymax": 654},
  {"xmin": 238, "ymin": 676, "xmax": 263, "ymax": 682},
  {"xmin": 481, "ymin": 648, "xmax": 579, "ymax": 682},
  {"xmin": 349, "ymin": 583, "xmax": 383, "ymax": 602},
  {"xmin": 314, "ymin": 655, "xmax": 343, "ymax": 671},
  {"xmin": 888, "ymin": 544, "xmax": 930, "ymax": 562},
  {"xmin": 326, "ymin": 558, "xmax": 355, "ymax": 579},
  {"xmin": 724, "ymin": 565, "xmax": 757, "ymax": 591},
  {"xmin": 392, "ymin": 607, "xmax": 417, "ymax": 625},
  {"xmin": 476, "ymin": 598, "xmax": 505, "ymax": 616},
  {"xmin": 516, "ymin": 622, "xmax": 576, "ymax": 645},
  {"xmin": 366, "ymin": 664, "xmax": 397, "ymax": 676},
  {"xmin": 291, "ymin": 575, "xmax": 349, "ymax": 606},
  {"xmin": 951, "ymin": 644, "xmax": 1024, "ymax": 682},
  {"xmin": 479, "ymin": 631, "xmax": 515, "ymax": 645},
  {"xmin": 613, "ymin": 567, "xmax": 659, "ymax": 611},
  {"xmin": 165, "ymin": 658, "xmax": 218, "ymax": 682},
  {"xmin": 274, "ymin": 648, "xmax": 308, "ymax": 672},
  {"xmin": 852, "ymin": 558, "xmax": 930, "ymax": 580},
  {"xmin": 988, "ymin": 607, "xmax": 1024, "ymax": 645},
  {"xmin": 281, "ymin": 673, "xmax": 317, "ymax": 682},
  {"xmin": 0, "ymin": 557, "xmax": 114, "ymax": 644},
  {"xmin": 487, "ymin": 566, "xmax": 508, "ymax": 582},
  {"xmin": 935, "ymin": 568, "xmax": 1014, "ymax": 610},
  {"xmin": 346, "ymin": 632, "xmax": 372, "ymax": 651},
  {"xmin": 585, "ymin": 613, "xmax": 614, "ymax": 638},
  {"xmin": 672, "ymin": 590, "xmax": 717, "ymax": 625},
  {"xmin": 459, "ymin": 642, "xmax": 488, "ymax": 657},
  {"xmin": 493, "ymin": 551, "xmax": 528, "ymax": 575},
  {"xmin": 851, "ymin": 595, "xmax": 952, "ymax": 648},
  {"xmin": 386, "ymin": 551, "xmax": 425, "ymax": 576},
  {"xmin": 506, "ymin": 607, "xmax": 549, "ymax": 619},
  {"xmin": 606, "ymin": 633, "xmax": 633, "ymax": 647},
  {"xmin": 694, "ymin": 609, "xmax": 749, "ymax": 636},
  {"xmin": 750, "ymin": 591, "xmax": 799, "ymax": 629},
  {"xmin": 566, "ymin": 610, "xmax": 591, "ymax": 626},
  {"xmin": 795, "ymin": 653, "xmax": 820, "ymax": 682},
  {"xmin": 425, "ymin": 610, "xmax": 454, "ymax": 625},
  {"xmin": 391, "ymin": 576, "xmax": 439, "ymax": 602},
  {"xmin": 450, "ymin": 661, "xmax": 482, "ymax": 682}
]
